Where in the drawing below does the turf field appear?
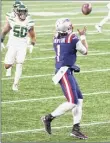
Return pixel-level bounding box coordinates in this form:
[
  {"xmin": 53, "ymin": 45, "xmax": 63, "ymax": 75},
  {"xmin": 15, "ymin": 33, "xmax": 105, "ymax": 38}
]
[{"xmin": 1, "ymin": 1, "xmax": 110, "ymax": 142}]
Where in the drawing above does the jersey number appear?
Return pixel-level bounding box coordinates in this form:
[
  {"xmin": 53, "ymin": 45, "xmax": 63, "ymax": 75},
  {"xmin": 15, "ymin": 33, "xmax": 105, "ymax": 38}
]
[
  {"xmin": 13, "ymin": 25, "xmax": 28, "ymax": 38},
  {"xmin": 56, "ymin": 45, "xmax": 60, "ymax": 62}
]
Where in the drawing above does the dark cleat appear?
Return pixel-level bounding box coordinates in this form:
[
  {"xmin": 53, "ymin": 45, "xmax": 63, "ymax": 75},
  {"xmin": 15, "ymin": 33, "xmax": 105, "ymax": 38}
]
[
  {"xmin": 41, "ymin": 114, "xmax": 54, "ymax": 134},
  {"xmin": 70, "ymin": 123, "xmax": 88, "ymax": 140}
]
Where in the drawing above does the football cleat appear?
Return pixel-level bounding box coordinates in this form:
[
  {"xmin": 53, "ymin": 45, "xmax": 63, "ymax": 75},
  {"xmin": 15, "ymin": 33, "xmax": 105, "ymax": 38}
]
[
  {"xmin": 95, "ymin": 24, "xmax": 102, "ymax": 33},
  {"xmin": 41, "ymin": 114, "xmax": 54, "ymax": 134},
  {"xmin": 70, "ymin": 123, "xmax": 88, "ymax": 140},
  {"xmin": 12, "ymin": 84, "xmax": 18, "ymax": 91}
]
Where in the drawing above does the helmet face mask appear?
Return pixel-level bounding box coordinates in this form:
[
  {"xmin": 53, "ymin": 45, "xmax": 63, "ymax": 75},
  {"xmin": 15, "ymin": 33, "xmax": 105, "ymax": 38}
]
[
  {"xmin": 16, "ymin": 5, "xmax": 28, "ymax": 21},
  {"xmin": 55, "ymin": 18, "xmax": 73, "ymax": 34}
]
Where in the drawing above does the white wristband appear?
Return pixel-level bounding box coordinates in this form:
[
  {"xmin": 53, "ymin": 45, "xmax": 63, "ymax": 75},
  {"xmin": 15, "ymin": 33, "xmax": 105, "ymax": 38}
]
[{"xmin": 80, "ymin": 35, "xmax": 86, "ymax": 40}]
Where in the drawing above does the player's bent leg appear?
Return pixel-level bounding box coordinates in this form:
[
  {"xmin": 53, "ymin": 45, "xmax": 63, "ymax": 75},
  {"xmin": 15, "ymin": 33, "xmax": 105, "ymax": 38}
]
[
  {"xmin": 42, "ymin": 70, "xmax": 78, "ymax": 134},
  {"xmin": 42, "ymin": 102, "xmax": 76, "ymax": 134}
]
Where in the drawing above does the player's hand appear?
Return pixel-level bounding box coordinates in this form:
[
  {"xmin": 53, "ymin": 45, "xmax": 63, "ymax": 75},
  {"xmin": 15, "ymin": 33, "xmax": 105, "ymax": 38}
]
[
  {"xmin": 1, "ymin": 43, "xmax": 5, "ymax": 51},
  {"xmin": 77, "ymin": 27, "xmax": 87, "ymax": 36}
]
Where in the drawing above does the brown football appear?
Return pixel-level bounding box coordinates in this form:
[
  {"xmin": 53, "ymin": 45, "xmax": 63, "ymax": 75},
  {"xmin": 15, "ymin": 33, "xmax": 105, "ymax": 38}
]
[{"xmin": 82, "ymin": 3, "xmax": 92, "ymax": 15}]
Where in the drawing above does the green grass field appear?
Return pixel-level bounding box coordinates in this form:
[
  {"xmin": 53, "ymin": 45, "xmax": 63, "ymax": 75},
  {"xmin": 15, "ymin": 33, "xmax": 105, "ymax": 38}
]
[{"xmin": 1, "ymin": 1, "xmax": 110, "ymax": 142}]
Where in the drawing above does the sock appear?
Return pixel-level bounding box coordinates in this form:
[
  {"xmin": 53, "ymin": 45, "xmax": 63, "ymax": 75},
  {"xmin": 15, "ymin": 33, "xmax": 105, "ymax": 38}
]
[
  {"xmin": 51, "ymin": 102, "xmax": 76, "ymax": 117},
  {"xmin": 14, "ymin": 63, "xmax": 22, "ymax": 85},
  {"xmin": 99, "ymin": 16, "xmax": 109, "ymax": 27},
  {"xmin": 72, "ymin": 99, "xmax": 83, "ymax": 125},
  {"xmin": 72, "ymin": 123, "xmax": 80, "ymax": 131},
  {"xmin": 6, "ymin": 67, "xmax": 12, "ymax": 74}
]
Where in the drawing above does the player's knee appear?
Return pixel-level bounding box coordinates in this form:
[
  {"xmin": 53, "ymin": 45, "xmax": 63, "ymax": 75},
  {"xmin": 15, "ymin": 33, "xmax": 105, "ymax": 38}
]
[
  {"xmin": 5, "ymin": 64, "xmax": 12, "ymax": 69},
  {"xmin": 68, "ymin": 102, "xmax": 77, "ymax": 109}
]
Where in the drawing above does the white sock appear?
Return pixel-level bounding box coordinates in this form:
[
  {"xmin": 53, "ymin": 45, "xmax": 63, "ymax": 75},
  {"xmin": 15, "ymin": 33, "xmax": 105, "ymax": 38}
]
[
  {"xmin": 99, "ymin": 16, "xmax": 109, "ymax": 27},
  {"xmin": 72, "ymin": 99, "xmax": 83, "ymax": 125},
  {"xmin": 14, "ymin": 64, "xmax": 22, "ymax": 85},
  {"xmin": 51, "ymin": 102, "xmax": 76, "ymax": 117},
  {"xmin": 6, "ymin": 67, "xmax": 12, "ymax": 74}
]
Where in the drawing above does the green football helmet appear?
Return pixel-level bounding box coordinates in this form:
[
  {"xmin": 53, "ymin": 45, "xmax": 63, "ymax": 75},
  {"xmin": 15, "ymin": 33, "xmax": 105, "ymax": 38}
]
[
  {"xmin": 13, "ymin": 1, "xmax": 23, "ymax": 13},
  {"xmin": 16, "ymin": 4, "xmax": 28, "ymax": 21}
]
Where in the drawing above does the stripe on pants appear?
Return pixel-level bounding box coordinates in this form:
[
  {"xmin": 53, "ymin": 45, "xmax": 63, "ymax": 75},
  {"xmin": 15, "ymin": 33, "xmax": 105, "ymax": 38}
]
[{"xmin": 62, "ymin": 73, "xmax": 74, "ymax": 103}]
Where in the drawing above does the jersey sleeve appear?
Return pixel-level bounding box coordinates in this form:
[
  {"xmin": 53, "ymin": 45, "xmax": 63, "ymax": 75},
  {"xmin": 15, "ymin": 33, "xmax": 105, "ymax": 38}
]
[
  {"xmin": 71, "ymin": 34, "xmax": 79, "ymax": 44},
  {"xmin": 71, "ymin": 34, "xmax": 87, "ymax": 54},
  {"xmin": 76, "ymin": 41, "xmax": 87, "ymax": 55},
  {"xmin": 6, "ymin": 12, "xmax": 15, "ymax": 28}
]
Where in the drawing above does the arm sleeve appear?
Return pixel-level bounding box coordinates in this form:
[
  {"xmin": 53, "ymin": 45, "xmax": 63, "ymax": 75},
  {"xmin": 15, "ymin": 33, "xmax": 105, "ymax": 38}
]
[{"xmin": 76, "ymin": 41, "xmax": 87, "ymax": 55}]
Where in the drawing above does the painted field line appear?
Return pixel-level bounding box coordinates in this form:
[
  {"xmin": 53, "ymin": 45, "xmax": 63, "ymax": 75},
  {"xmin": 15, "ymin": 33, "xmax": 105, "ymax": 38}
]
[
  {"xmin": 37, "ymin": 39, "xmax": 110, "ymax": 46},
  {"xmin": 35, "ymin": 23, "xmax": 110, "ymax": 28},
  {"xmin": 2, "ymin": 68, "xmax": 110, "ymax": 81},
  {"xmin": 2, "ymin": 120, "xmax": 110, "ymax": 135},
  {"xmin": 2, "ymin": 52, "xmax": 110, "ymax": 63},
  {"xmin": 33, "ymin": 16, "xmax": 104, "ymax": 21},
  {"xmin": 37, "ymin": 30, "xmax": 110, "ymax": 36},
  {"xmin": 1, "ymin": 16, "xmax": 105, "ymax": 23},
  {"xmin": 25, "ymin": 52, "xmax": 110, "ymax": 61},
  {"xmin": 2, "ymin": 91, "xmax": 110, "ymax": 104}
]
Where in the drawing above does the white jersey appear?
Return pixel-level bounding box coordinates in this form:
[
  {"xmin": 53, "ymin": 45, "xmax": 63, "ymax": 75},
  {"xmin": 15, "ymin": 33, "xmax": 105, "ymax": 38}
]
[{"xmin": 6, "ymin": 12, "xmax": 34, "ymax": 46}]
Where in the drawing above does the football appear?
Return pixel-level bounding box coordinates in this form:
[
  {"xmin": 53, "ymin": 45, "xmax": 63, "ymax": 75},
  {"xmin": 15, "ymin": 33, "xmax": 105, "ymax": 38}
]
[{"xmin": 82, "ymin": 3, "xmax": 92, "ymax": 15}]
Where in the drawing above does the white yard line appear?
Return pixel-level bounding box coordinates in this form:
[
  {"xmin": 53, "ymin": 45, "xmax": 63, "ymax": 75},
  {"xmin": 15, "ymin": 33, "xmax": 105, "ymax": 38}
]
[
  {"xmin": 35, "ymin": 23, "xmax": 110, "ymax": 28},
  {"xmin": 2, "ymin": 52, "xmax": 110, "ymax": 63},
  {"xmin": 25, "ymin": 52, "xmax": 110, "ymax": 60},
  {"xmin": 2, "ymin": 68, "xmax": 110, "ymax": 81},
  {"xmin": 2, "ymin": 120, "xmax": 110, "ymax": 135},
  {"xmin": 1, "ymin": 16, "xmax": 105, "ymax": 23},
  {"xmin": 37, "ymin": 39, "xmax": 110, "ymax": 46},
  {"xmin": 37, "ymin": 30, "xmax": 110, "ymax": 36},
  {"xmin": 33, "ymin": 16, "xmax": 104, "ymax": 21},
  {"xmin": 2, "ymin": 91, "xmax": 110, "ymax": 104}
]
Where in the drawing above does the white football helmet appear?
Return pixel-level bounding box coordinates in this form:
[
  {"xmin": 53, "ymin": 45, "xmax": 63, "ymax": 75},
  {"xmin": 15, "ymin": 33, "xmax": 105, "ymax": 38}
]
[{"xmin": 55, "ymin": 18, "xmax": 73, "ymax": 34}]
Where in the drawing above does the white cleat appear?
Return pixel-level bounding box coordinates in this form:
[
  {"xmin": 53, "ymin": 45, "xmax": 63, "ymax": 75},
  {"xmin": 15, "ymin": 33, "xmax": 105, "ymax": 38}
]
[
  {"xmin": 95, "ymin": 24, "xmax": 102, "ymax": 33},
  {"xmin": 12, "ymin": 84, "xmax": 18, "ymax": 91}
]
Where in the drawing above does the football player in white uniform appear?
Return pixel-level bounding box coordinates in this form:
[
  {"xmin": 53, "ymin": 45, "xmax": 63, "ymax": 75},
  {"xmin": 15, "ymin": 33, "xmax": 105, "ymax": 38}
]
[
  {"xmin": 95, "ymin": 2, "xmax": 110, "ymax": 33},
  {"xmin": 2, "ymin": 1, "xmax": 23, "ymax": 77},
  {"xmin": 1, "ymin": 1, "xmax": 23, "ymax": 51},
  {"xmin": 1, "ymin": 4, "xmax": 36, "ymax": 91}
]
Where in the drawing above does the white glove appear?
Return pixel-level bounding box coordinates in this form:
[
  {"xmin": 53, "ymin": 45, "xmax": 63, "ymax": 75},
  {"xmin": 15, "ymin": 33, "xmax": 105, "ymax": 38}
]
[
  {"xmin": 1, "ymin": 43, "xmax": 5, "ymax": 51},
  {"xmin": 28, "ymin": 44, "xmax": 34, "ymax": 53}
]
